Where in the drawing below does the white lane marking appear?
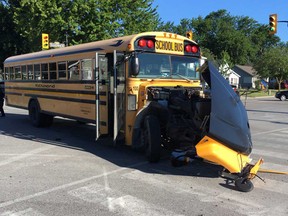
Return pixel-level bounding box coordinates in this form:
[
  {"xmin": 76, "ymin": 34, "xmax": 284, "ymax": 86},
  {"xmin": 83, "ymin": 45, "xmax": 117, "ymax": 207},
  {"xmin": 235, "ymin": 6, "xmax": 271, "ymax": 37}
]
[
  {"xmin": 102, "ymin": 166, "xmax": 114, "ymax": 211},
  {"xmin": 0, "ymin": 145, "xmax": 54, "ymax": 167},
  {"xmin": 258, "ymin": 162, "xmax": 288, "ymax": 173},
  {"xmin": 252, "ymin": 149, "xmax": 288, "ymax": 161},
  {"xmin": 123, "ymin": 170, "xmax": 288, "ymax": 216},
  {"xmin": 0, "ymin": 161, "xmax": 148, "ymax": 209},
  {"xmin": 0, "ymin": 154, "xmax": 71, "ymax": 157},
  {"xmin": 253, "ymin": 127, "xmax": 288, "ymax": 136},
  {"xmin": 68, "ymin": 183, "xmax": 183, "ymax": 216},
  {"xmin": 0, "ymin": 208, "xmax": 45, "ymax": 216},
  {"xmin": 253, "ymin": 141, "xmax": 288, "ymax": 151},
  {"xmin": 68, "ymin": 183, "xmax": 119, "ymax": 204},
  {"xmin": 104, "ymin": 195, "xmax": 184, "ymax": 216}
]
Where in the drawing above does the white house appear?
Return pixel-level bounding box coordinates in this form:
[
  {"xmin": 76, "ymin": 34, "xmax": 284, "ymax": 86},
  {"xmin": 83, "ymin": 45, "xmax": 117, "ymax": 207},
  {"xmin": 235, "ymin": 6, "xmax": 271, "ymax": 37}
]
[{"xmin": 219, "ymin": 64, "xmax": 241, "ymax": 88}]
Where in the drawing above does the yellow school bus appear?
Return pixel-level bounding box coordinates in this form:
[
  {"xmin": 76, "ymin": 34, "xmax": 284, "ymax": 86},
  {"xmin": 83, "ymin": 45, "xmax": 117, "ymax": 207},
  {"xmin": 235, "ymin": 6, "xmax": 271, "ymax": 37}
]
[{"xmin": 3, "ymin": 31, "xmax": 202, "ymax": 161}]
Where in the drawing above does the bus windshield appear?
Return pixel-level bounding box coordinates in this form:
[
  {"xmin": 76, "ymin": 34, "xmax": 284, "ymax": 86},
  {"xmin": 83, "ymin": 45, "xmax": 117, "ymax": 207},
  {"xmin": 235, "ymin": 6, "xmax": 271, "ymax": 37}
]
[{"xmin": 131, "ymin": 53, "xmax": 200, "ymax": 80}]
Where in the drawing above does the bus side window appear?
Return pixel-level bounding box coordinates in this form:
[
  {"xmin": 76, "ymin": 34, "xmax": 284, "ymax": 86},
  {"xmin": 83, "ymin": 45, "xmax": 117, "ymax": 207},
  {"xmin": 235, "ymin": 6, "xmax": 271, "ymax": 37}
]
[
  {"xmin": 9, "ymin": 67, "xmax": 14, "ymax": 80},
  {"xmin": 4, "ymin": 69, "xmax": 7, "ymax": 80},
  {"xmin": 99, "ymin": 56, "xmax": 108, "ymax": 81},
  {"xmin": 15, "ymin": 66, "xmax": 21, "ymax": 80},
  {"xmin": 34, "ymin": 64, "xmax": 41, "ymax": 80},
  {"xmin": 3, "ymin": 67, "xmax": 7, "ymax": 80},
  {"xmin": 68, "ymin": 60, "xmax": 80, "ymax": 80},
  {"xmin": 41, "ymin": 63, "xmax": 48, "ymax": 80},
  {"xmin": 49, "ymin": 62, "xmax": 57, "ymax": 80},
  {"xmin": 81, "ymin": 59, "xmax": 92, "ymax": 80},
  {"xmin": 58, "ymin": 62, "xmax": 67, "ymax": 80},
  {"xmin": 22, "ymin": 65, "xmax": 27, "ymax": 80},
  {"xmin": 28, "ymin": 65, "xmax": 34, "ymax": 80}
]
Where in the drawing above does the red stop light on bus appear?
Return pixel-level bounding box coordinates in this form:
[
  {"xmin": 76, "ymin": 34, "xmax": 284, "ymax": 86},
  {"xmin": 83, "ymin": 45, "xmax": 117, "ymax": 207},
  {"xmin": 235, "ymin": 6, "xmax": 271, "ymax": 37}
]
[
  {"xmin": 42, "ymin": 33, "xmax": 49, "ymax": 49},
  {"xmin": 269, "ymin": 14, "xmax": 277, "ymax": 34}
]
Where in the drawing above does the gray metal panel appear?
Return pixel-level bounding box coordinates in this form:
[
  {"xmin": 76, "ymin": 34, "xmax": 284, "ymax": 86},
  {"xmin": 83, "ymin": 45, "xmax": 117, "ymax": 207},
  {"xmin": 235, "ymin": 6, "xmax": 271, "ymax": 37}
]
[{"xmin": 204, "ymin": 62, "xmax": 252, "ymax": 154}]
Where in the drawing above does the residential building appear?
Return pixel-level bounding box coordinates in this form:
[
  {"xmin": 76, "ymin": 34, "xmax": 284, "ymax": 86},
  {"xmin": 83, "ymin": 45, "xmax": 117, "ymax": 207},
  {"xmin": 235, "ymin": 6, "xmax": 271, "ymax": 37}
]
[{"xmin": 233, "ymin": 65, "xmax": 258, "ymax": 89}]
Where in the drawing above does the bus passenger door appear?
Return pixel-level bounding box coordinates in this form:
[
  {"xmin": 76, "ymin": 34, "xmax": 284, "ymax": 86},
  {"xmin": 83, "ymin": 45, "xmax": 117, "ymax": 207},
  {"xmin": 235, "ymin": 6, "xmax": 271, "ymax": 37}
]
[
  {"xmin": 95, "ymin": 53, "xmax": 109, "ymax": 140},
  {"xmin": 112, "ymin": 50, "xmax": 126, "ymax": 143}
]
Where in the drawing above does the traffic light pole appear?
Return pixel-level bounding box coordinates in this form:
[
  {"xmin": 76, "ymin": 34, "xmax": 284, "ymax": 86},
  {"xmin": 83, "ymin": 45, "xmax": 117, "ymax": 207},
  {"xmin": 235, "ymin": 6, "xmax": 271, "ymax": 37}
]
[{"xmin": 278, "ymin": 20, "xmax": 288, "ymax": 26}]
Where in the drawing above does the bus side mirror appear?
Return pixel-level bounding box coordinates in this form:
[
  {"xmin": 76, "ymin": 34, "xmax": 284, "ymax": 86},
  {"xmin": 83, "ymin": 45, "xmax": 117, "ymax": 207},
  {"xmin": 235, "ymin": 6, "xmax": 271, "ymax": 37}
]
[{"xmin": 131, "ymin": 55, "xmax": 139, "ymax": 76}]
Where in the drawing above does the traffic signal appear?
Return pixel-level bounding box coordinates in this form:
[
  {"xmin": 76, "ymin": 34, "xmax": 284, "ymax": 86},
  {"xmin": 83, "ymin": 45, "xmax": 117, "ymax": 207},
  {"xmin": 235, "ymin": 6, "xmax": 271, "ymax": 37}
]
[
  {"xmin": 186, "ymin": 31, "xmax": 193, "ymax": 40},
  {"xmin": 269, "ymin": 14, "xmax": 277, "ymax": 34},
  {"xmin": 42, "ymin": 33, "xmax": 49, "ymax": 49}
]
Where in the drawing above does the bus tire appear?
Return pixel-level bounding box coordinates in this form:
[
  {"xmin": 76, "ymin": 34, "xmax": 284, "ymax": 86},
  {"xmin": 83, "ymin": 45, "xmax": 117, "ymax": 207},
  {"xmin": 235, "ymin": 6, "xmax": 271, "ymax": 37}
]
[
  {"xmin": 28, "ymin": 100, "xmax": 52, "ymax": 127},
  {"xmin": 143, "ymin": 115, "xmax": 161, "ymax": 163}
]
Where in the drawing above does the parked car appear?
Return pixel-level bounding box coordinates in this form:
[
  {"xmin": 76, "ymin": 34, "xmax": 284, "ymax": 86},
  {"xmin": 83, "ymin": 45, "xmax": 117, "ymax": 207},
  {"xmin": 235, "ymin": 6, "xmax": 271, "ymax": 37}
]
[{"xmin": 275, "ymin": 90, "xmax": 288, "ymax": 101}]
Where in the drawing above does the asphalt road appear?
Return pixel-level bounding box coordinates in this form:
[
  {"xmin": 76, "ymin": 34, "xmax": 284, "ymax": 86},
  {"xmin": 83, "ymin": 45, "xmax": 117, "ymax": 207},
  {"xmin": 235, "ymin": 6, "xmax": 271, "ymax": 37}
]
[{"xmin": 0, "ymin": 96, "xmax": 287, "ymax": 216}]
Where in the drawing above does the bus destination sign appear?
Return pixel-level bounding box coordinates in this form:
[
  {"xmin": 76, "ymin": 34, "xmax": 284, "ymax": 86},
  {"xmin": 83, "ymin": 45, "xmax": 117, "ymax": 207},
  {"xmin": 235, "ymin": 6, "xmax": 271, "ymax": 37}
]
[{"xmin": 155, "ymin": 39, "xmax": 183, "ymax": 54}]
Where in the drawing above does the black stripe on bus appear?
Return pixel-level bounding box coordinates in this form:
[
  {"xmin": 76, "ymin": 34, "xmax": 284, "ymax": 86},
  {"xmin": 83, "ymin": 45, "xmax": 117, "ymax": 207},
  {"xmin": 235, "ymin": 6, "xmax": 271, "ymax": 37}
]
[
  {"xmin": 6, "ymin": 92, "xmax": 22, "ymax": 96},
  {"xmin": 24, "ymin": 94, "xmax": 95, "ymax": 104},
  {"xmin": 5, "ymin": 86, "xmax": 96, "ymax": 95},
  {"xmin": 24, "ymin": 94, "xmax": 107, "ymax": 106},
  {"xmin": 5, "ymin": 86, "xmax": 107, "ymax": 96},
  {"xmin": 100, "ymin": 121, "xmax": 107, "ymax": 126},
  {"xmin": 5, "ymin": 80, "xmax": 97, "ymax": 84},
  {"xmin": 99, "ymin": 91, "xmax": 107, "ymax": 96},
  {"xmin": 6, "ymin": 91, "xmax": 107, "ymax": 106},
  {"xmin": 99, "ymin": 101, "xmax": 106, "ymax": 105}
]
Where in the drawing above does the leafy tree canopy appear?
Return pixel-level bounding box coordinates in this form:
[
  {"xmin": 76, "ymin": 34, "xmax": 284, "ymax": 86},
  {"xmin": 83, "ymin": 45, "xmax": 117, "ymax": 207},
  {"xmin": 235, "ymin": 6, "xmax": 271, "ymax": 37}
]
[
  {"xmin": 0, "ymin": 2, "xmax": 284, "ymax": 77},
  {"xmin": 157, "ymin": 9, "xmax": 280, "ymax": 66},
  {"xmin": 0, "ymin": 0, "xmax": 159, "ymax": 69},
  {"xmin": 253, "ymin": 46, "xmax": 288, "ymax": 90},
  {"xmin": 1, "ymin": 0, "xmax": 159, "ymax": 51}
]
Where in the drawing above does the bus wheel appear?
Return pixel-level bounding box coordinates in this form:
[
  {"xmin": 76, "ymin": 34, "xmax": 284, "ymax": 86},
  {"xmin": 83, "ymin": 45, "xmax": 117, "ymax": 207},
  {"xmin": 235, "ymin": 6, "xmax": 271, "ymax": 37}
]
[
  {"xmin": 143, "ymin": 115, "xmax": 161, "ymax": 163},
  {"xmin": 29, "ymin": 100, "xmax": 53, "ymax": 127},
  {"xmin": 29, "ymin": 100, "xmax": 42, "ymax": 127}
]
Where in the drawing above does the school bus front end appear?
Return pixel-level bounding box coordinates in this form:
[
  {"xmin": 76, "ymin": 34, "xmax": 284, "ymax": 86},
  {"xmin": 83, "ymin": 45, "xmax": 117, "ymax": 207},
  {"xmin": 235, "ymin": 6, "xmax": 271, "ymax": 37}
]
[
  {"xmin": 126, "ymin": 33, "xmax": 261, "ymax": 192},
  {"xmin": 124, "ymin": 33, "xmax": 205, "ymax": 163}
]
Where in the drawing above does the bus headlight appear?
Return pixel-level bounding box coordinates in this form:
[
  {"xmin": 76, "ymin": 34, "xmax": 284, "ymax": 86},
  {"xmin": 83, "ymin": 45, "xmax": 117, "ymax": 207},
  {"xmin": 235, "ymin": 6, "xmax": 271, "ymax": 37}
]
[{"xmin": 128, "ymin": 94, "xmax": 137, "ymax": 111}]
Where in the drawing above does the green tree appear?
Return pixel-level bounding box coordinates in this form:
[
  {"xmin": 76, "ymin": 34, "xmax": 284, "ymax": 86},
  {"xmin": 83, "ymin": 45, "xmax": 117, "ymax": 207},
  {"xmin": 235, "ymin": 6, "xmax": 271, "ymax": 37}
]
[
  {"xmin": 253, "ymin": 46, "xmax": 288, "ymax": 90},
  {"xmin": 3, "ymin": 0, "xmax": 159, "ymax": 52},
  {"xmin": 0, "ymin": 1, "xmax": 30, "ymax": 69},
  {"xmin": 158, "ymin": 10, "xmax": 280, "ymax": 66}
]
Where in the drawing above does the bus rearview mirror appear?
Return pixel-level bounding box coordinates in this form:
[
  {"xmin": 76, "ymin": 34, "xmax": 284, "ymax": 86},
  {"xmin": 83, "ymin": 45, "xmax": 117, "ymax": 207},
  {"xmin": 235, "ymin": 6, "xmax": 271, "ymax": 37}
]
[{"xmin": 131, "ymin": 55, "xmax": 139, "ymax": 76}]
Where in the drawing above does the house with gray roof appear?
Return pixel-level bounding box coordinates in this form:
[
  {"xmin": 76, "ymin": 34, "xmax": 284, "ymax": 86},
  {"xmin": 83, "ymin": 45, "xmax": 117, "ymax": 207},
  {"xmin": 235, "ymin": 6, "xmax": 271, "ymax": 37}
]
[{"xmin": 232, "ymin": 65, "xmax": 259, "ymax": 89}]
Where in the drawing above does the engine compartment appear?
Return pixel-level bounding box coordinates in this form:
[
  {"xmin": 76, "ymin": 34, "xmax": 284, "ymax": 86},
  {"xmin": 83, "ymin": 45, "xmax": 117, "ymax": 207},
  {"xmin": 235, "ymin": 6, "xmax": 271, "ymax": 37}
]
[{"xmin": 146, "ymin": 86, "xmax": 211, "ymax": 150}]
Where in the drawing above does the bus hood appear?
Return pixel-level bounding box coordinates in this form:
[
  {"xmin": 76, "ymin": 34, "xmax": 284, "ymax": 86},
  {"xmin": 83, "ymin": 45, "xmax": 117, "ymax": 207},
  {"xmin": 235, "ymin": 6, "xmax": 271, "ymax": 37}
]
[{"xmin": 201, "ymin": 62, "xmax": 252, "ymax": 155}]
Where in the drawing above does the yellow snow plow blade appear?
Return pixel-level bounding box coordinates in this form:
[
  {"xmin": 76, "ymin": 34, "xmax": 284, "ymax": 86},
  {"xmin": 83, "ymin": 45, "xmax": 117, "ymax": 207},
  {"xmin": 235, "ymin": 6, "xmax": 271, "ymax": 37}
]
[{"xmin": 195, "ymin": 136, "xmax": 251, "ymax": 173}]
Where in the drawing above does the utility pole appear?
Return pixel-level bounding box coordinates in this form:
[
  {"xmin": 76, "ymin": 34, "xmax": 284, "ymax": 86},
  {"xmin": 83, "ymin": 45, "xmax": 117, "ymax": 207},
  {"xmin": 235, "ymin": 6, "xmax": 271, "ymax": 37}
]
[{"xmin": 65, "ymin": 30, "xmax": 69, "ymax": 47}]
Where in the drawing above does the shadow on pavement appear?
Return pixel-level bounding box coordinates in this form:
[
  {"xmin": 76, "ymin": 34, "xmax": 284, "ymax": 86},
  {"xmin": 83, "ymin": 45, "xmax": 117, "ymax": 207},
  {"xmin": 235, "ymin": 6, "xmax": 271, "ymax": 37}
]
[{"xmin": 0, "ymin": 111, "xmax": 222, "ymax": 180}]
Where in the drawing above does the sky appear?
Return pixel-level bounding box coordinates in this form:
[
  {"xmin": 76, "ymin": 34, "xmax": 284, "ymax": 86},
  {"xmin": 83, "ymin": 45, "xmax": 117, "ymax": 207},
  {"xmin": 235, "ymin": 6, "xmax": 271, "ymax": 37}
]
[{"xmin": 153, "ymin": 0, "xmax": 288, "ymax": 43}]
